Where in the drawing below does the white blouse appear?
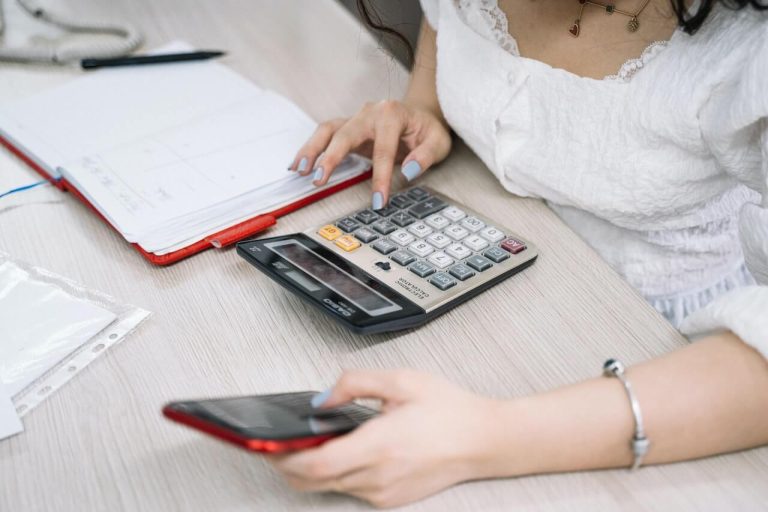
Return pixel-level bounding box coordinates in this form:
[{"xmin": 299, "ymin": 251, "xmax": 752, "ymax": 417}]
[{"xmin": 419, "ymin": 0, "xmax": 768, "ymax": 357}]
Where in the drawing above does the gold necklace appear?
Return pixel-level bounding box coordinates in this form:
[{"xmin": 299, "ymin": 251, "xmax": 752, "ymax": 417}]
[{"xmin": 570, "ymin": 0, "xmax": 653, "ymax": 37}]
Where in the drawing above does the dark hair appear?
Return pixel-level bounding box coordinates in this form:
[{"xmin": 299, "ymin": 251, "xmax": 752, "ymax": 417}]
[
  {"xmin": 673, "ymin": 0, "xmax": 767, "ymax": 34},
  {"xmin": 357, "ymin": 0, "xmax": 768, "ymax": 62}
]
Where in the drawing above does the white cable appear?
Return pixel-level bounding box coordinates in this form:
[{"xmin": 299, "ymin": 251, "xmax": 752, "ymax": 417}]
[{"xmin": 0, "ymin": 0, "xmax": 142, "ymax": 64}]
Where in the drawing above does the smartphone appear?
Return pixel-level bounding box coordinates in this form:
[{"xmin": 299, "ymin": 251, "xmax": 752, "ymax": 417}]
[{"xmin": 162, "ymin": 391, "xmax": 378, "ymax": 453}]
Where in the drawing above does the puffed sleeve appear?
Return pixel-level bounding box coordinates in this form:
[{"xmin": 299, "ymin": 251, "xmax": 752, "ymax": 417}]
[
  {"xmin": 679, "ymin": 22, "xmax": 768, "ymax": 357},
  {"xmin": 419, "ymin": 0, "xmax": 439, "ymax": 30}
]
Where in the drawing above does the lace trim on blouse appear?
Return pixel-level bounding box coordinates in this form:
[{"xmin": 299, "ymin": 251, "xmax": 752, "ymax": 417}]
[{"xmin": 454, "ymin": 0, "xmax": 671, "ymax": 82}]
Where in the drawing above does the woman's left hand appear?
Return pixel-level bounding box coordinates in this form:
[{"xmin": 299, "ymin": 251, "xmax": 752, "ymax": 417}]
[{"xmin": 266, "ymin": 369, "xmax": 504, "ymax": 509}]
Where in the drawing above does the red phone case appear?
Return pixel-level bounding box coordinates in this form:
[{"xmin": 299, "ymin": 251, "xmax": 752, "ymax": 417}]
[{"xmin": 162, "ymin": 405, "xmax": 338, "ymax": 453}]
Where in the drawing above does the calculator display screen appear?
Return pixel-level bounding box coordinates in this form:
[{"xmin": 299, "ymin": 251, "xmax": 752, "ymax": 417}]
[{"xmin": 267, "ymin": 240, "xmax": 402, "ymax": 316}]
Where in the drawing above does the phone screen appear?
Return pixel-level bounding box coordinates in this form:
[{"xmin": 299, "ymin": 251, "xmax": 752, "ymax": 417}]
[{"xmin": 166, "ymin": 391, "xmax": 377, "ymax": 440}]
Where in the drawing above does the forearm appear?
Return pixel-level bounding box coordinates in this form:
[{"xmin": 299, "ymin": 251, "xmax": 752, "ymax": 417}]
[
  {"xmin": 403, "ymin": 20, "xmax": 446, "ymax": 127},
  {"xmin": 478, "ymin": 333, "xmax": 768, "ymax": 478}
]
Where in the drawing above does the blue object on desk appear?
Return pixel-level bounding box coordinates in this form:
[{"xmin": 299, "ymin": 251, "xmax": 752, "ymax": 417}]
[{"xmin": 0, "ymin": 180, "xmax": 50, "ymax": 200}]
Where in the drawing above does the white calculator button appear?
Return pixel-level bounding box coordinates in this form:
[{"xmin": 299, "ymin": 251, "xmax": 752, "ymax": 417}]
[
  {"xmin": 479, "ymin": 226, "xmax": 505, "ymax": 243},
  {"xmin": 427, "ymin": 251, "xmax": 455, "ymax": 269},
  {"xmin": 444, "ymin": 224, "xmax": 469, "ymax": 241},
  {"xmin": 407, "ymin": 222, "xmax": 433, "ymax": 238},
  {"xmin": 426, "ymin": 232, "xmax": 451, "ymax": 249},
  {"xmin": 446, "ymin": 243, "xmax": 472, "ymax": 260},
  {"xmin": 408, "ymin": 240, "xmax": 434, "ymax": 258},
  {"xmin": 390, "ymin": 229, "xmax": 416, "ymax": 246},
  {"xmin": 442, "ymin": 206, "xmax": 466, "ymax": 222},
  {"xmin": 425, "ymin": 214, "xmax": 451, "ymax": 230},
  {"xmin": 460, "ymin": 216, "xmax": 485, "ymax": 232},
  {"xmin": 463, "ymin": 235, "xmax": 489, "ymax": 251}
]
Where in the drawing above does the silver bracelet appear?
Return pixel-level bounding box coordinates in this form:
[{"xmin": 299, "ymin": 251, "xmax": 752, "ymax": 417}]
[{"xmin": 603, "ymin": 358, "xmax": 650, "ymax": 470}]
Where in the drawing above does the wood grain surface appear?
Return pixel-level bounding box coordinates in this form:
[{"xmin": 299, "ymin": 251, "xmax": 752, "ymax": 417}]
[{"xmin": 1, "ymin": 1, "xmax": 766, "ymax": 510}]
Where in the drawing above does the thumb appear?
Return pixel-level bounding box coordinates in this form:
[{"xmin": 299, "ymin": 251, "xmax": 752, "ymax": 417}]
[{"xmin": 311, "ymin": 369, "xmax": 415, "ymax": 409}]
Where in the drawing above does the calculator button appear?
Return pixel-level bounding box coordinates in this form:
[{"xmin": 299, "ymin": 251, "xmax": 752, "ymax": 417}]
[
  {"xmin": 391, "ymin": 211, "xmax": 416, "ymax": 227},
  {"xmin": 500, "ymin": 237, "xmax": 527, "ymax": 254},
  {"xmin": 480, "ymin": 226, "xmax": 505, "ymax": 243},
  {"xmin": 460, "ymin": 216, "xmax": 485, "ymax": 232},
  {"xmin": 426, "ymin": 232, "xmax": 451, "ymax": 249},
  {"xmin": 425, "ymin": 214, "xmax": 451, "ymax": 230},
  {"xmin": 408, "ymin": 240, "xmax": 434, "ymax": 258},
  {"xmin": 390, "ymin": 250, "xmax": 416, "ymax": 266},
  {"xmin": 449, "ymin": 263, "xmax": 475, "ymax": 281},
  {"xmin": 337, "ymin": 217, "xmax": 361, "ymax": 233},
  {"xmin": 445, "ymin": 243, "xmax": 472, "ymax": 260},
  {"xmin": 373, "ymin": 239, "xmax": 397, "ymax": 255},
  {"xmin": 317, "ymin": 224, "xmax": 342, "ymax": 241},
  {"xmin": 484, "ymin": 246, "xmax": 510, "ymax": 263},
  {"xmin": 463, "ymin": 234, "xmax": 489, "ymax": 251},
  {"xmin": 441, "ymin": 206, "xmax": 466, "ymax": 222},
  {"xmin": 444, "ymin": 225, "xmax": 470, "ymax": 241},
  {"xmin": 408, "ymin": 197, "xmax": 447, "ymax": 219},
  {"xmin": 427, "ymin": 251, "xmax": 454, "ymax": 269},
  {"xmin": 406, "ymin": 187, "xmax": 430, "ymax": 201},
  {"xmin": 409, "ymin": 260, "xmax": 436, "ymax": 278},
  {"xmin": 466, "ymin": 255, "xmax": 493, "ymax": 272},
  {"xmin": 407, "ymin": 222, "xmax": 433, "ymax": 238},
  {"xmin": 354, "ymin": 227, "xmax": 379, "ymax": 243},
  {"xmin": 335, "ymin": 235, "xmax": 361, "ymax": 252},
  {"xmin": 373, "ymin": 205, "xmax": 398, "ymax": 217},
  {"xmin": 429, "ymin": 272, "xmax": 457, "ymax": 291},
  {"xmin": 354, "ymin": 209, "xmax": 380, "ymax": 225},
  {"xmin": 371, "ymin": 219, "xmax": 397, "ymax": 235},
  {"xmin": 390, "ymin": 229, "xmax": 416, "ymax": 246},
  {"xmin": 390, "ymin": 194, "xmax": 415, "ymax": 209}
]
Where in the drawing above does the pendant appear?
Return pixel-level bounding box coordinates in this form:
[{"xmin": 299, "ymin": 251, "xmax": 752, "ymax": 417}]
[
  {"xmin": 627, "ymin": 16, "xmax": 640, "ymax": 32},
  {"xmin": 569, "ymin": 19, "xmax": 581, "ymax": 37}
]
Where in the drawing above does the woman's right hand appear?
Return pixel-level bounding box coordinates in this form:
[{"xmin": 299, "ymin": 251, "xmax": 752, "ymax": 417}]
[{"xmin": 288, "ymin": 100, "xmax": 452, "ymax": 209}]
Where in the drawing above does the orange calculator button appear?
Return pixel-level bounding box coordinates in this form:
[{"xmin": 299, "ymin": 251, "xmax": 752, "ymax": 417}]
[
  {"xmin": 318, "ymin": 224, "xmax": 342, "ymax": 241},
  {"xmin": 335, "ymin": 235, "xmax": 361, "ymax": 252}
]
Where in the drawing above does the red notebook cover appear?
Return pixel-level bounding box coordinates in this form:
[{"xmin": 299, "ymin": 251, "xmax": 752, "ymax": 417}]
[{"xmin": 1, "ymin": 135, "xmax": 371, "ymax": 266}]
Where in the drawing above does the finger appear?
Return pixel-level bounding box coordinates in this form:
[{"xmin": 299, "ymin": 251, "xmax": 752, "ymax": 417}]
[
  {"xmin": 290, "ymin": 118, "xmax": 345, "ymax": 175},
  {"xmin": 369, "ymin": 115, "xmax": 405, "ymax": 208},
  {"xmin": 399, "ymin": 129, "xmax": 451, "ymax": 183},
  {"xmin": 314, "ymin": 369, "xmax": 418, "ymax": 409},
  {"xmin": 313, "ymin": 117, "xmax": 371, "ymax": 185}
]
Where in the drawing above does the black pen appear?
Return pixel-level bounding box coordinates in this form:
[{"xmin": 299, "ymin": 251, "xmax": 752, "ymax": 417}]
[{"xmin": 81, "ymin": 51, "xmax": 226, "ymax": 70}]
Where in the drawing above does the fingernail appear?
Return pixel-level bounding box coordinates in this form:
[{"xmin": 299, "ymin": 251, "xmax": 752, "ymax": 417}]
[
  {"xmin": 372, "ymin": 191, "xmax": 384, "ymax": 210},
  {"xmin": 297, "ymin": 157, "xmax": 308, "ymax": 172},
  {"xmin": 401, "ymin": 160, "xmax": 421, "ymax": 181},
  {"xmin": 313, "ymin": 167, "xmax": 324, "ymax": 182},
  {"xmin": 311, "ymin": 388, "xmax": 332, "ymax": 408}
]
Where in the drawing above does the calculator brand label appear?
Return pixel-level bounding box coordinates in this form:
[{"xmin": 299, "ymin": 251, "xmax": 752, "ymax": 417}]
[
  {"xmin": 395, "ymin": 277, "xmax": 430, "ymax": 301},
  {"xmin": 322, "ymin": 298, "xmax": 354, "ymax": 317}
]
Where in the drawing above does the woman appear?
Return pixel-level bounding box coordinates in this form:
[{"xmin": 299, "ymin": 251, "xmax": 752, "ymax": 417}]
[{"xmin": 279, "ymin": 0, "xmax": 768, "ymax": 507}]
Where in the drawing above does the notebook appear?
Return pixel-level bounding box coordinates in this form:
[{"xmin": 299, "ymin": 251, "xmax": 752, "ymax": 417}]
[{"xmin": 0, "ymin": 42, "xmax": 371, "ymax": 265}]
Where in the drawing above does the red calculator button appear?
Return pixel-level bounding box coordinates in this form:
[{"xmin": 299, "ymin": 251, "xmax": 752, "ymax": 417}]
[{"xmin": 500, "ymin": 238, "xmax": 527, "ymax": 254}]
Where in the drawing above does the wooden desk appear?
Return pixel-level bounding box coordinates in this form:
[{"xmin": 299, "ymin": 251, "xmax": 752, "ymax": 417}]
[{"xmin": 1, "ymin": 1, "xmax": 766, "ymax": 510}]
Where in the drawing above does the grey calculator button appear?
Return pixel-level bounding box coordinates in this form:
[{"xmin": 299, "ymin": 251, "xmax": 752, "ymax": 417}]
[
  {"xmin": 373, "ymin": 205, "xmax": 398, "ymax": 217},
  {"xmin": 429, "ymin": 272, "xmax": 457, "ymax": 290},
  {"xmin": 390, "ymin": 194, "xmax": 415, "ymax": 209},
  {"xmin": 460, "ymin": 216, "xmax": 485, "ymax": 232},
  {"xmin": 354, "ymin": 227, "xmax": 379, "ymax": 243},
  {"xmin": 390, "ymin": 250, "xmax": 416, "ymax": 266},
  {"xmin": 355, "ymin": 209, "xmax": 380, "ymax": 224},
  {"xmin": 409, "ymin": 260, "xmax": 436, "ymax": 278},
  {"xmin": 391, "ymin": 211, "xmax": 416, "ymax": 227},
  {"xmin": 466, "ymin": 255, "xmax": 493, "ymax": 272},
  {"xmin": 484, "ymin": 247, "xmax": 510, "ymax": 263},
  {"xmin": 406, "ymin": 187, "xmax": 430, "ymax": 201},
  {"xmin": 371, "ymin": 219, "xmax": 397, "ymax": 235},
  {"xmin": 449, "ymin": 263, "xmax": 475, "ymax": 281},
  {"xmin": 337, "ymin": 217, "xmax": 361, "ymax": 232},
  {"xmin": 373, "ymin": 239, "xmax": 397, "ymax": 255},
  {"xmin": 408, "ymin": 197, "xmax": 447, "ymax": 219}
]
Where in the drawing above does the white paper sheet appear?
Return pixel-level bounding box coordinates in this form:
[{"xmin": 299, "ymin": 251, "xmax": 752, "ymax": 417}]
[
  {"xmin": 0, "ymin": 383, "xmax": 23, "ymax": 441},
  {"xmin": 0, "ymin": 262, "xmax": 117, "ymax": 397}
]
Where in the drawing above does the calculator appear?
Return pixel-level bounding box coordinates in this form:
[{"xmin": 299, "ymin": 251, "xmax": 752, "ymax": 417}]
[{"xmin": 236, "ymin": 187, "xmax": 538, "ymax": 334}]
